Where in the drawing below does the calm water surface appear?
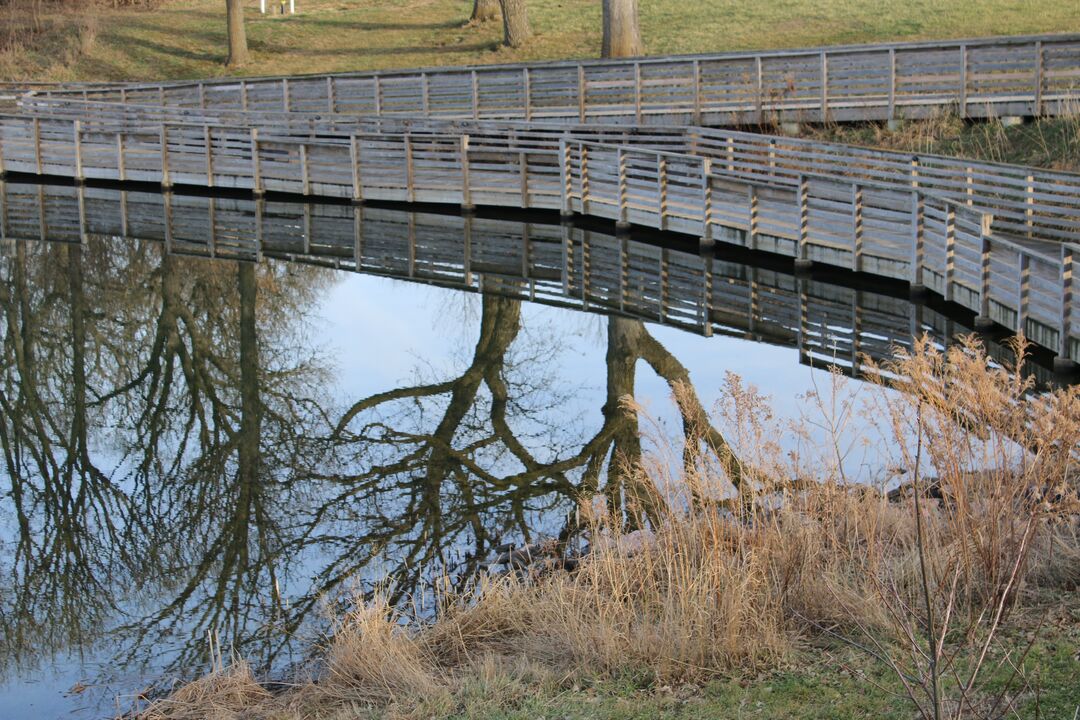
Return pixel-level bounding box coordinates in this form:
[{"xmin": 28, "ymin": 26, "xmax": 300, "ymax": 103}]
[{"xmin": 0, "ymin": 184, "xmax": 1050, "ymax": 719}]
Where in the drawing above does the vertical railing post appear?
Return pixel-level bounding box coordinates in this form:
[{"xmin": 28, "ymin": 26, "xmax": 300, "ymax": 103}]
[
  {"xmin": 796, "ymin": 175, "xmax": 811, "ymax": 269},
  {"xmin": 327, "ymin": 76, "xmax": 336, "ymax": 113},
  {"xmin": 254, "ymin": 196, "xmax": 264, "ymax": 261},
  {"xmin": 419, "ymin": 72, "xmax": 430, "ymax": 116},
  {"xmin": 1059, "ymin": 245, "xmax": 1074, "ymax": 369},
  {"xmin": 204, "ymin": 125, "xmax": 214, "ymax": 187},
  {"xmin": 208, "ymin": 199, "xmax": 217, "ymax": 258},
  {"xmin": 633, "ymin": 61, "xmax": 643, "ymax": 123},
  {"xmin": 577, "ymin": 65, "xmax": 586, "ymax": 122},
  {"xmin": 250, "ymin": 128, "xmax": 263, "ymax": 196},
  {"xmin": 519, "ymin": 150, "xmax": 529, "ymax": 207},
  {"xmin": 910, "ymin": 192, "xmax": 925, "ymax": 289},
  {"xmin": 471, "ymin": 70, "xmax": 479, "ymax": 120},
  {"xmin": 944, "ymin": 205, "xmax": 956, "ymax": 302},
  {"xmin": 975, "ymin": 219, "xmax": 993, "ymax": 329},
  {"xmin": 616, "ymin": 147, "xmax": 629, "ymax": 228},
  {"xmin": 77, "ymin": 183, "xmax": 86, "ymax": 241},
  {"xmin": 1034, "ymin": 40, "xmax": 1044, "ymax": 117},
  {"xmin": 966, "ymin": 165, "xmax": 974, "ymax": 205},
  {"xmin": 163, "ymin": 190, "xmax": 173, "ymax": 255},
  {"xmin": 755, "ymin": 55, "xmax": 764, "ymax": 123},
  {"xmin": 692, "ymin": 59, "xmax": 702, "ymax": 125},
  {"xmin": 701, "ymin": 157, "xmax": 713, "ymax": 247},
  {"xmin": 819, "ymin": 50, "xmax": 828, "ymax": 121},
  {"xmin": 354, "ymin": 204, "xmax": 364, "ymax": 270},
  {"xmin": 282, "ymin": 78, "xmax": 291, "ymax": 112},
  {"xmin": 72, "ymin": 120, "xmax": 84, "ymax": 183},
  {"xmin": 350, "ymin": 134, "xmax": 363, "ymax": 202},
  {"xmin": 959, "ymin": 44, "xmax": 968, "ymax": 118},
  {"xmin": 299, "ymin": 143, "xmax": 310, "ymax": 195},
  {"xmin": 116, "ymin": 133, "xmax": 126, "ymax": 182},
  {"xmin": 404, "ymin": 133, "xmax": 415, "ymax": 203},
  {"xmin": 374, "ymin": 75, "xmax": 382, "ymax": 116},
  {"xmin": 1018, "ymin": 251, "xmax": 1030, "ymax": 335},
  {"xmin": 887, "ymin": 48, "xmax": 896, "ymax": 121},
  {"xmin": 241, "ymin": 80, "xmax": 249, "ymax": 111},
  {"xmin": 617, "ymin": 237, "xmax": 627, "ymax": 311},
  {"xmin": 701, "ymin": 254, "xmax": 714, "ymax": 336},
  {"xmin": 580, "ymin": 143, "xmax": 590, "ymax": 215},
  {"xmin": 852, "ymin": 183, "xmax": 864, "ymax": 272},
  {"xmin": 460, "ymin": 134, "xmax": 473, "ymax": 211},
  {"xmin": 303, "ymin": 203, "xmax": 312, "ymax": 254},
  {"xmin": 1025, "ymin": 174, "xmax": 1035, "ymax": 237},
  {"xmin": 159, "ymin": 124, "xmax": 171, "ymax": 189},
  {"xmin": 522, "ymin": 68, "xmax": 532, "ymax": 121},
  {"xmin": 559, "ymin": 138, "xmax": 572, "ymax": 217},
  {"xmin": 657, "ymin": 154, "xmax": 668, "ymax": 230},
  {"xmin": 33, "ymin": 117, "xmax": 42, "ymax": 175},
  {"xmin": 748, "ymin": 184, "xmax": 759, "ymax": 249}
]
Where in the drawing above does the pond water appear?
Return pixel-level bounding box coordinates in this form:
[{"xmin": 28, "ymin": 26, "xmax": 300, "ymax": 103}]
[{"xmin": 0, "ymin": 183, "xmax": 1057, "ymax": 719}]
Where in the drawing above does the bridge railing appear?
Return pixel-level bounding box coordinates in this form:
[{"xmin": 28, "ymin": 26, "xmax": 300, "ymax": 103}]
[
  {"xmin": 30, "ymin": 34, "xmax": 1080, "ymax": 126},
  {"xmin": 0, "ymin": 113, "xmax": 1075, "ymax": 364},
  {"xmin": 12, "ymin": 97, "xmax": 1080, "ymax": 245}
]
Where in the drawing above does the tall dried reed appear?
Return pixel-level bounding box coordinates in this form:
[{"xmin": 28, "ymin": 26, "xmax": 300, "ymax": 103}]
[{"xmin": 140, "ymin": 336, "xmax": 1080, "ymax": 720}]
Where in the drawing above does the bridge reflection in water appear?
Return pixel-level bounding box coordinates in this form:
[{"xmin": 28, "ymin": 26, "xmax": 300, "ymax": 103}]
[
  {"xmin": 0, "ymin": 181, "xmax": 1065, "ymax": 382},
  {"xmin": 0, "ymin": 180, "xmax": 1072, "ymax": 719}
]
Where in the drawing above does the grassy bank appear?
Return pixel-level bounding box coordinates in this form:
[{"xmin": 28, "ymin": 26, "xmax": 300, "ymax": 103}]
[
  {"xmin": 807, "ymin": 113, "xmax": 1080, "ymax": 173},
  {"xmin": 3, "ymin": 0, "xmax": 1080, "ymax": 82},
  {"xmin": 142, "ymin": 339, "xmax": 1080, "ymax": 720}
]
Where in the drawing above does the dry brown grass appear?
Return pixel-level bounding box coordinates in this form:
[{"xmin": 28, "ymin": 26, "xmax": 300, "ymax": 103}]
[
  {"xmin": 139, "ymin": 336, "xmax": 1080, "ymax": 720},
  {"xmin": 805, "ymin": 105, "xmax": 1080, "ymax": 173}
]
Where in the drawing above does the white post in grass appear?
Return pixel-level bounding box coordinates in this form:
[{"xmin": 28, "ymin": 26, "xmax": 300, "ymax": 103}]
[
  {"xmin": 260, "ymin": 0, "xmax": 265, "ymax": 14},
  {"xmin": 289, "ymin": 0, "xmax": 294, "ymax": 13}
]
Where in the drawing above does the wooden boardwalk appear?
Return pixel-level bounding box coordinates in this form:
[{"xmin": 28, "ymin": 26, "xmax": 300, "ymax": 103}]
[
  {"xmin": 0, "ymin": 181, "xmax": 1059, "ymax": 383},
  {"xmin": 1, "ymin": 33, "xmax": 1079, "ymax": 368}
]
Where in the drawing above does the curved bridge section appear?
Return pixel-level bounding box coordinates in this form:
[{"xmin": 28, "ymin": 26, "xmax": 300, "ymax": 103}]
[{"xmin": 1, "ymin": 34, "xmax": 1079, "ymax": 369}]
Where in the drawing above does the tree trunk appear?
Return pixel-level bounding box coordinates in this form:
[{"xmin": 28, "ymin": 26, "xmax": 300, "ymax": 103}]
[
  {"xmin": 471, "ymin": 0, "xmax": 499, "ymax": 22},
  {"xmin": 498, "ymin": 0, "xmax": 530, "ymax": 48},
  {"xmin": 225, "ymin": 0, "xmax": 248, "ymax": 67},
  {"xmin": 602, "ymin": 0, "xmax": 642, "ymax": 59}
]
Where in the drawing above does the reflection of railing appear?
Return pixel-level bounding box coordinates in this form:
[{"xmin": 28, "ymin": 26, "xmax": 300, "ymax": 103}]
[
  {"xmin": 0, "ymin": 182, "xmax": 1068, "ymax": 383},
  {"xmin": 29, "ymin": 34, "xmax": 1080, "ymax": 125},
  {"xmin": 2, "ymin": 114, "xmax": 1073, "ymax": 365}
]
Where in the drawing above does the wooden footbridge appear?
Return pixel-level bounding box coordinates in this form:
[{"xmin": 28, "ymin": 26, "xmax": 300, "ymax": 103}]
[
  {"xmin": 1, "ymin": 181, "xmax": 1056, "ymax": 383},
  {"xmin": 1, "ymin": 33, "xmax": 1079, "ymax": 369}
]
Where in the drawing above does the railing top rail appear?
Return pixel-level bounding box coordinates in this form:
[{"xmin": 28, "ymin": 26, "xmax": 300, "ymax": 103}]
[{"xmin": 36, "ymin": 32, "xmax": 1080, "ymax": 96}]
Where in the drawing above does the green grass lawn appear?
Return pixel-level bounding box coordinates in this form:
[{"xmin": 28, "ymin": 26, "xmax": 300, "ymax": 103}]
[{"xmin": 10, "ymin": 0, "xmax": 1080, "ymax": 82}]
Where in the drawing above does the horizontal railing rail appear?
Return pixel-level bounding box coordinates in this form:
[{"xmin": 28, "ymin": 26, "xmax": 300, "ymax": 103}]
[{"xmin": 29, "ymin": 33, "xmax": 1080, "ymax": 126}]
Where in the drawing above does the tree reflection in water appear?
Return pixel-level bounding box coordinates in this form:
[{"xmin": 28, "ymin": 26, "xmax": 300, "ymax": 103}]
[{"xmin": 0, "ymin": 228, "xmax": 745, "ymax": 706}]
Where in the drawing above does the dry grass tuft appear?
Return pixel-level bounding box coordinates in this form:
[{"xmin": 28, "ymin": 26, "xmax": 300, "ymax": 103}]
[{"xmin": 141, "ymin": 661, "xmax": 271, "ymax": 720}]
